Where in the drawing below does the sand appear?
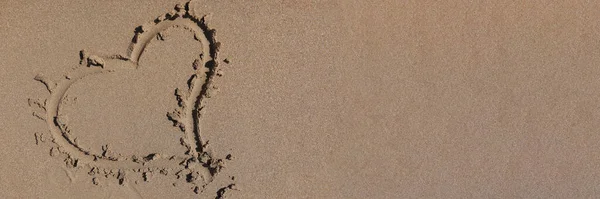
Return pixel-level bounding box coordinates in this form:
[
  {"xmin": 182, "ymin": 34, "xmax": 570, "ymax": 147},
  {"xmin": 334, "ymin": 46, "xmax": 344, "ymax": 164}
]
[{"xmin": 3, "ymin": 0, "xmax": 600, "ymax": 198}]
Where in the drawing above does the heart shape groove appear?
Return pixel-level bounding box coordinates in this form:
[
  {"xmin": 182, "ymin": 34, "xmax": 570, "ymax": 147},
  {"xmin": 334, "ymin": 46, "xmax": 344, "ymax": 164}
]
[{"xmin": 29, "ymin": 1, "xmax": 235, "ymax": 194}]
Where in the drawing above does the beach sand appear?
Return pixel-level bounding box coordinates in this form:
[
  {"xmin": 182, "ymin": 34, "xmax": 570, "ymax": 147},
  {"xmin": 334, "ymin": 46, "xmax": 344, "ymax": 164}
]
[{"xmin": 3, "ymin": 0, "xmax": 600, "ymax": 198}]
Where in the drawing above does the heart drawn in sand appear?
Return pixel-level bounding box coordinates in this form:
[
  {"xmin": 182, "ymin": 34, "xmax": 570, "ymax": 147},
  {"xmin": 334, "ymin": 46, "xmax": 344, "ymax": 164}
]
[{"xmin": 28, "ymin": 1, "xmax": 237, "ymax": 195}]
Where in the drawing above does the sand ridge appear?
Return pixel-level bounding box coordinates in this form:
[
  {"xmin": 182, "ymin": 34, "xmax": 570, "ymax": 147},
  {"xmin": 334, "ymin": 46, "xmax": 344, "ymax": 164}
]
[{"xmin": 28, "ymin": 0, "xmax": 235, "ymax": 195}]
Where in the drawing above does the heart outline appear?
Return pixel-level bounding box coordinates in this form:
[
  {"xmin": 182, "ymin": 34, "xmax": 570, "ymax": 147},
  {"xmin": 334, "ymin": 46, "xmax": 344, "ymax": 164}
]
[{"xmin": 30, "ymin": 0, "xmax": 231, "ymax": 192}]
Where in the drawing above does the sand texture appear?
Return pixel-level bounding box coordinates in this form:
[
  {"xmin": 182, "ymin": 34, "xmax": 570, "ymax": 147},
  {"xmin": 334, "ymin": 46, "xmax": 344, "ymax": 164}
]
[{"xmin": 3, "ymin": 0, "xmax": 600, "ymax": 198}]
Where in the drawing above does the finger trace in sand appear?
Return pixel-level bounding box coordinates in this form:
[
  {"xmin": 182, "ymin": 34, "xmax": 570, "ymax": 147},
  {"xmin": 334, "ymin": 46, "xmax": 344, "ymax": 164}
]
[{"xmin": 31, "ymin": 1, "xmax": 232, "ymax": 194}]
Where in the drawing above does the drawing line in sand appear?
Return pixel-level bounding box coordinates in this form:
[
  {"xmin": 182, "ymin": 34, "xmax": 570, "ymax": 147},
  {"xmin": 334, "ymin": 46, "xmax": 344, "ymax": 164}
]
[{"xmin": 29, "ymin": 1, "xmax": 235, "ymax": 195}]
